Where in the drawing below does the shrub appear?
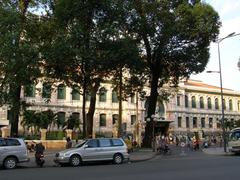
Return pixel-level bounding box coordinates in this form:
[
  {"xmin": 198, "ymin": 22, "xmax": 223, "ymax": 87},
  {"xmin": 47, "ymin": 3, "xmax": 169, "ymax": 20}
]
[{"xmin": 46, "ymin": 131, "xmax": 65, "ymax": 140}]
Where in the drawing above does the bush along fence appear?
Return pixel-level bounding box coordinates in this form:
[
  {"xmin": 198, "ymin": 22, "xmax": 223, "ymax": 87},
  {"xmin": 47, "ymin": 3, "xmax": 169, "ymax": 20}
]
[{"xmin": 0, "ymin": 127, "xmax": 80, "ymax": 150}]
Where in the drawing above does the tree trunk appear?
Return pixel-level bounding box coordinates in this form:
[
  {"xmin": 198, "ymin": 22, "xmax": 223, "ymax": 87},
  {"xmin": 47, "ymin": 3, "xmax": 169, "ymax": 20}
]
[
  {"xmin": 82, "ymin": 77, "xmax": 87, "ymax": 138},
  {"xmin": 10, "ymin": 85, "xmax": 21, "ymax": 137},
  {"xmin": 143, "ymin": 70, "xmax": 159, "ymax": 147},
  {"xmin": 87, "ymin": 82, "xmax": 100, "ymax": 138},
  {"xmin": 118, "ymin": 68, "xmax": 123, "ymax": 138}
]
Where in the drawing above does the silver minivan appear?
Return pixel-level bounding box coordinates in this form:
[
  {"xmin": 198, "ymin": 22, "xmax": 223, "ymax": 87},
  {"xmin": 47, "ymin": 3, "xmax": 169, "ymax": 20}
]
[
  {"xmin": 0, "ymin": 138, "xmax": 29, "ymax": 169},
  {"xmin": 54, "ymin": 138, "xmax": 129, "ymax": 166}
]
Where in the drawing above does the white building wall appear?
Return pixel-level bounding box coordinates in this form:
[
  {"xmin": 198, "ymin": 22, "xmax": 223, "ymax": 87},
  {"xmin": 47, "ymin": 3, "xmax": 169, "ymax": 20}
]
[{"xmin": 1, "ymin": 80, "xmax": 240, "ymax": 137}]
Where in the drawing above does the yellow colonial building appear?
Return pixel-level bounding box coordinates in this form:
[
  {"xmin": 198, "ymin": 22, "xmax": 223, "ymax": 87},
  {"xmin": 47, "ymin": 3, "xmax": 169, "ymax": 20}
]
[{"xmin": 1, "ymin": 79, "xmax": 240, "ymax": 138}]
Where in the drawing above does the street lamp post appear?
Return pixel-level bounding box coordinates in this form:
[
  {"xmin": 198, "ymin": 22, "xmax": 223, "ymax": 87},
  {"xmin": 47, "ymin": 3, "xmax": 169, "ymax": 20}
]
[{"xmin": 207, "ymin": 32, "xmax": 240, "ymax": 153}]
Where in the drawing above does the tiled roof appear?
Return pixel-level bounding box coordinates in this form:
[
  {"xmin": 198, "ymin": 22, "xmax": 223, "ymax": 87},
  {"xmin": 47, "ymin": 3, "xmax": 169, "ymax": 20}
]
[{"xmin": 183, "ymin": 80, "xmax": 233, "ymax": 91}]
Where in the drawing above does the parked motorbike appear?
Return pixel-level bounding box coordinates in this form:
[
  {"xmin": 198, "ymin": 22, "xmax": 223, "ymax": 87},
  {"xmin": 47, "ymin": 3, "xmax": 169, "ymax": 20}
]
[
  {"xmin": 35, "ymin": 153, "xmax": 45, "ymax": 167},
  {"xmin": 157, "ymin": 145, "xmax": 172, "ymax": 155}
]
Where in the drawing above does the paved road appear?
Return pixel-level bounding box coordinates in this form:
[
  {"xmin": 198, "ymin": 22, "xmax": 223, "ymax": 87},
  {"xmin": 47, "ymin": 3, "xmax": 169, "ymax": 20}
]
[{"xmin": 1, "ymin": 147, "xmax": 240, "ymax": 180}]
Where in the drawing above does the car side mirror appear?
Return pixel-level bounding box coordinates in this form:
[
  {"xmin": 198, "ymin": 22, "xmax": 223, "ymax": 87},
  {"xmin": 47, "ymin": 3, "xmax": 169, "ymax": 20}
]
[{"xmin": 84, "ymin": 144, "xmax": 89, "ymax": 148}]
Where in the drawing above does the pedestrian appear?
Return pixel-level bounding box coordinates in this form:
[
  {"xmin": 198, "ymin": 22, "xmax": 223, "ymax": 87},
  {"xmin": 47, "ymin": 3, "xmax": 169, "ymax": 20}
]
[
  {"xmin": 186, "ymin": 136, "xmax": 191, "ymax": 151},
  {"xmin": 66, "ymin": 137, "xmax": 72, "ymax": 149},
  {"xmin": 220, "ymin": 137, "xmax": 223, "ymax": 147},
  {"xmin": 176, "ymin": 136, "xmax": 179, "ymax": 146},
  {"xmin": 213, "ymin": 136, "xmax": 217, "ymax": 145}
]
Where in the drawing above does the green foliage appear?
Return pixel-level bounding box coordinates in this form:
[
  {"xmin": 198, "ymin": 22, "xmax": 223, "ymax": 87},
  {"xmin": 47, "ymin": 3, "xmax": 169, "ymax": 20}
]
[
  {"xmin": 46, "ymin": 131, "xmax": 65, "ymax": 140},
  {"xmin": 23, "ymin": 134, "xmax": 40, "ymax": 140},
  {"xmin": 64, "ymin": 115, "xmax": 80, "ymax": 130},
  {"xmin": 117, "ymin": 0, "xmax": 220, "ymax": 146},
  {"xmin": 0, "ymin": 1, "xmax": 43, "ymax": 136},
  {"xmin": 72, "ymin": 131, "xmax": 84, "ymax": 140},
  {"xmin": 0, "ymin": 1, "xmax": 221, "ymax": 141},
  {"xmin": 22, "ymin": 109, "xmax": 57, "ymax": 131}
]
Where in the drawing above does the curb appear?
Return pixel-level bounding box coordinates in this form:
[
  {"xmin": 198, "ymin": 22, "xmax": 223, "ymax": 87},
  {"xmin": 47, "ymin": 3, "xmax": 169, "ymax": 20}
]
[
  {"xmin": 202, "ymin": 149, "xmax": 234, "ymax": 156},
  {"xmin": 130, "ymin": 152, "xmax": 158, "ymax": 163}
]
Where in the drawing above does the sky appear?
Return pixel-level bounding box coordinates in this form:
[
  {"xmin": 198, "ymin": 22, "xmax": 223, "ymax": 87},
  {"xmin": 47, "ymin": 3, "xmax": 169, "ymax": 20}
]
[{"xmin": 191, "ymin": 0, "xmax": 240, "ymax": 91}]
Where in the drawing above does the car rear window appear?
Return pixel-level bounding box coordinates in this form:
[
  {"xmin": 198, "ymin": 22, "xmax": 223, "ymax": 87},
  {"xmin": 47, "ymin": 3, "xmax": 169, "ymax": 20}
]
[
  {"xmin": 6, "ymin": 139, "xmax": 21, "ymax": 146},
  {"xmin": 112, "ymin": 139, "xmax": 124, "ymax": 146},
  {"xmin": 99, "ymin": 139, "xmax": 111, "ymax": 147}
]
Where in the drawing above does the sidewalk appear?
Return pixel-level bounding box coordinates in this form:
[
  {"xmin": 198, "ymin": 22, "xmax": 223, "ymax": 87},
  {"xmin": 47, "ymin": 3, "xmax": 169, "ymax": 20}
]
[
  {"xmin": 202, "ymin": 147, "xmax": 234, "ymax": 156},
  {"xmin": 129, "ymin": 148, "xmax": 157, "ymax": 162}
]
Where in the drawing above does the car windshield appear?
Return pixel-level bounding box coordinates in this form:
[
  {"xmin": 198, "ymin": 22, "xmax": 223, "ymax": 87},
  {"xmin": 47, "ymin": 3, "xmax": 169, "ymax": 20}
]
[
  {"xmin": 74, "ymin": 140, "xmax": 87, "ymax": 148},
  {"xmin": 229, "ymin": 130, "xmax": 240, "ymax": 141}
]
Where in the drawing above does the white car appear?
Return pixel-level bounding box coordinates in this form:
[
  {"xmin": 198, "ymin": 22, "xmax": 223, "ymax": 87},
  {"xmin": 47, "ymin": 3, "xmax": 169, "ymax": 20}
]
[
  {"xmin": 0, "ymin": 138, "xmax": 29, "ymax": 169},
  {"xmin": 54, "ymin": 138, "xmax": 129, "ymax": 166}
]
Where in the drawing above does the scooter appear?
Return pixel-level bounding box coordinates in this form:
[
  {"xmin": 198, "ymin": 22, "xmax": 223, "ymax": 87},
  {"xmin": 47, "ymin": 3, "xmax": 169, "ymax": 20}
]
[{"xmin": 35, "ymin": 153, "xmax": 45, "ymax": 167}]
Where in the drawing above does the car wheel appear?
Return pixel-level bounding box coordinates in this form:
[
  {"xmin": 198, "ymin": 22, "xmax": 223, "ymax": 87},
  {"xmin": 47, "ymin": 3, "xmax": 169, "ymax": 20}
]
[
  {"xmin": 113, "ymin": 153, "xmax": 123, "ymax": 164},
  {"xmin": 4, "ymin": 157, "xmax": 17, "ymax": 169},
  {"xmin": 70, "ymin": 155, "xmax": 81, "ymax": 167}
]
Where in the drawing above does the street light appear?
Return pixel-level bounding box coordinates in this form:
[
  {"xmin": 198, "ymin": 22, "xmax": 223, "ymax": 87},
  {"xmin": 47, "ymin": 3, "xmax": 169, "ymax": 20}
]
[{"xmin": 207, "ymin": 32, "xmax": 240, "ymax": 153}]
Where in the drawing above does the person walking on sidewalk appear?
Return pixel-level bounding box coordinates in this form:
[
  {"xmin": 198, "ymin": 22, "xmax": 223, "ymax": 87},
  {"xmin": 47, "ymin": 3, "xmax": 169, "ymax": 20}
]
[{"xmin": 66, "ymin": 137, "xmax": 72, "ymax": 149}]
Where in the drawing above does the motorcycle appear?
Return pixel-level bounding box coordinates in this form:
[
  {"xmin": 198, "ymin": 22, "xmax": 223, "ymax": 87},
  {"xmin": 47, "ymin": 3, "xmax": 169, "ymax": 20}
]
[
  {"xmin": 157, "ymin": 145, "xmax": 172, "ymax": 155},
  {"xmin": 35, "ymin": 153, "xmax": 45, "ymax": 167}
]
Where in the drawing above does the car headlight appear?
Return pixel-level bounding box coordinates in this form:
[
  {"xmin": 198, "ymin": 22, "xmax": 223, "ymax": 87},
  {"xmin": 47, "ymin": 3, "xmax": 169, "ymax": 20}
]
[{"xmin": 63, "ymin": 153, "xmax": 71, "ymax": 157}]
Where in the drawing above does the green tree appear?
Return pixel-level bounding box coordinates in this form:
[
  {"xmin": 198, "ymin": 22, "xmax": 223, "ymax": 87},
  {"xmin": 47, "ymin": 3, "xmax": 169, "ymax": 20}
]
[
  {"xmin": 64, "ymin": 115, "xmax": 80, "ymax": 130},
  {"xmin": 0, "ymin": 0, "xmax": 42, "ymax": 136},
  {"xmin": 120, "ymin": 0, "xmax": 221, "ymax": 146},
  {"xmin": 21, "ymin": 110, "xmax": 36, "ymax": 135},
  {"xmin": 106, "ymin": 38, "xmax": 146, "ymax": 137},
  {"xmin": 40, "ymin": 0, "xmax": 144, "ymax": 138}
]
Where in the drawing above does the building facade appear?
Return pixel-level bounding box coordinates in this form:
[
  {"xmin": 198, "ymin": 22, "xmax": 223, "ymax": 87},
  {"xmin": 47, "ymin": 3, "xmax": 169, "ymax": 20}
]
[
  {"xmin": 167, "ymin": 80, "xmax": 240, "ymax": 137},
  {"xmin": 1, "ymin": 79, "xmax": 240, "ymax": 138}
]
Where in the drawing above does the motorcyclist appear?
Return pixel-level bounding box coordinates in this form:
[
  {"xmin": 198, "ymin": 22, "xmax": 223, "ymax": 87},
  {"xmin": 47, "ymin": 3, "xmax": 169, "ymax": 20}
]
[
  {"xmin": 35, "ymin": 142, "xmax": 45, "ymax": 155},
  {"xmin": 35, "ymin": 142, "xmax": 45, "ymax": 166}
]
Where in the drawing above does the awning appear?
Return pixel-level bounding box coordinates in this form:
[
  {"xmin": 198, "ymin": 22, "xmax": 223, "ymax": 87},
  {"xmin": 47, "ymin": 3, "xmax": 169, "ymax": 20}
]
[
  {"xmin": 155, "ymin": 119, "xmax": 174, "ymax": 123},
  {"xmin": 154, "ymin": 120, "xmax": 174, "ymax": 128}
]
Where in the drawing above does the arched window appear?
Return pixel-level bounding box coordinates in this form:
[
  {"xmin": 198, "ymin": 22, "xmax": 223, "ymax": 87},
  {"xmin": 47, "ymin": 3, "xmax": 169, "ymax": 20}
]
[
  {"xmin": 209, "ymin": 118, "xmax": 213, "ymax": 128},
  {"xmin": 57, "ymin": 112, "xmax": 65, "ymax": 129},
  {"xmin": 185, "ymin": 95, "xmax": 188, "ymax": 108},
  {"xmin": 200, "ymin": 97, "xmax": 204, "ymax": 109},
  {"xmin": 72, "ymin": 86, "xmax": 80, "ymax": 100},
  {"xmin": 229, "ymin": 99, "xmax": 233, "ymax": 111},
  {"xmin": 223, "ymin": 99, "xmax": 226, "ymax": 110},
  {"xmin": 72, "ymin": 112, "xmax": 80, "ymax": 121},
  {"xmin": 42, "ymin": 83, "xmax": 51, "ymax": 98},
  {"xmin": 25, "ymin": 83, "xmax": 35, "ymax": 97},
  {"xmin": 112, "ymin": 114, "xmax": 118, "ymax": 125},
  {"xmin": 86, "ymin": 92, "xmax": 91, "ymax": 101},
  {"xmin": 131, "ymin": 94, "xmax": 135, "ymax": 104},
  {"xmin": 193, "ymin": 117, "xmax": 197, "ymax": 128},
  {"xmin": 131, "ymin": 115, "xmax": 136, "ymax": 125},
  {"xmin": 57, "ymin": 84, "xmax": 66, "ymax": 99},
  {"xmin": 100, "ymin": 114, "xmax": 106, "ymax": 127},
  {"xmin": 99, "ymin": 87, "xmax": 107, "ymax": 102},
  {"xmin": 215, "ymin": 98, "xmax": 219, "ymax": 109},
  {"xmin": 112, "ymin": 89, "xmax": 118, "ymax": 103},
  {"xmin": 192, "ymin": 96, "xmax": 196, "ymax": 108},
  {"xmin": 158, "ymin": 101, "xmax": 165, "ymax": 118},
  {"xmin": 177, "ymin": 95, "xmax": 180, "ymax": 106},
  {"xmin": 201, "ymin": 118, "xmax": 205, "ymax": 128},
  {"xmin": 207, "ymin": 97, "xmax": 212, "ymax": 109}
]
